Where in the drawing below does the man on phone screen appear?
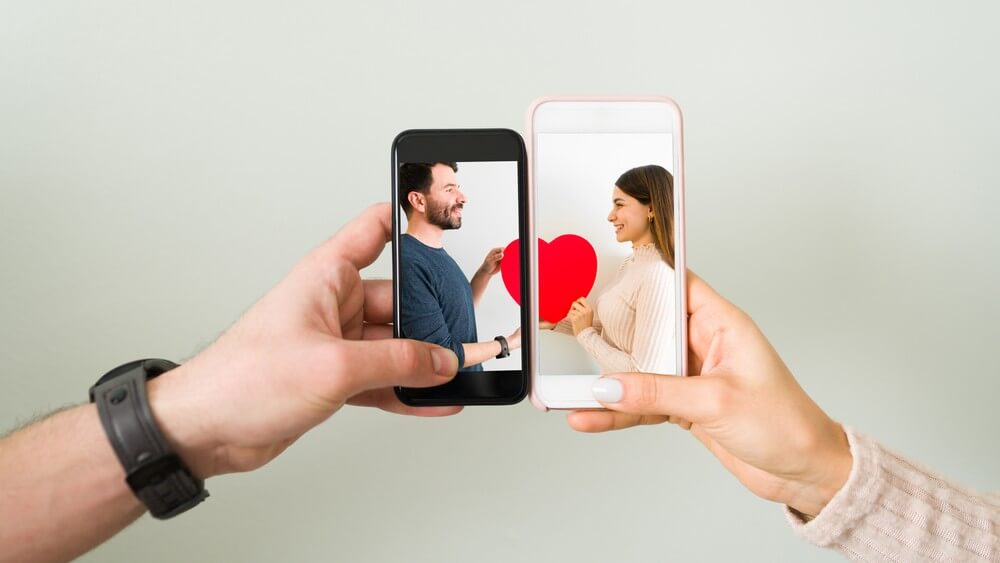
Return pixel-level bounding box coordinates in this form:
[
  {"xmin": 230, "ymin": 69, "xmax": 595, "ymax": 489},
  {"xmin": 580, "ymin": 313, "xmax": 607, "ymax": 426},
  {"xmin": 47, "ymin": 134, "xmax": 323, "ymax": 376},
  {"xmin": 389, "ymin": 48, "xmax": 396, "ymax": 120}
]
[{"xmin": 397, "ymin": 162, "xmax": 520, "ymax": 372}]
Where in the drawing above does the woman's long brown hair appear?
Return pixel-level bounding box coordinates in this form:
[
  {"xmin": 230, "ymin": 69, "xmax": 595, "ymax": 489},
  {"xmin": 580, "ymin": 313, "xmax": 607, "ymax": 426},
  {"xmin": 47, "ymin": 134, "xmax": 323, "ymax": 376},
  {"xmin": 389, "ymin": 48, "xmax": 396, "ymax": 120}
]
[{"xmin": 615, "ymin": 165, "xmax": 674, "ymax": 268}]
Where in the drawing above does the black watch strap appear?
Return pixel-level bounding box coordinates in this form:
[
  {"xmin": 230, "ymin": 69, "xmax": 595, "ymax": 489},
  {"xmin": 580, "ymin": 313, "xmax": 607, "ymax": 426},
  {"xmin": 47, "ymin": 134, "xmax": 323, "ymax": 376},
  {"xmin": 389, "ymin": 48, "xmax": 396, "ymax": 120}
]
[
  {"xmin": 89, "ymin": 359, "xmax": 209, "ymax": 519},
  {"xmin": 494, "ymin": 336, "xmax": 510, "ymax": 359}
]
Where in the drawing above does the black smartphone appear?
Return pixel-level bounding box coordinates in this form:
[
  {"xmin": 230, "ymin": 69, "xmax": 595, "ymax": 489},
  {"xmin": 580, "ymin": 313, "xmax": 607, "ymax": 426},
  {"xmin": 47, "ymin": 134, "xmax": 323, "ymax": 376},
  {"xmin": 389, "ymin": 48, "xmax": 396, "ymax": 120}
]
[{"xmin": 392, "ymin": 129, "xmax": 530, "ymax": 406}]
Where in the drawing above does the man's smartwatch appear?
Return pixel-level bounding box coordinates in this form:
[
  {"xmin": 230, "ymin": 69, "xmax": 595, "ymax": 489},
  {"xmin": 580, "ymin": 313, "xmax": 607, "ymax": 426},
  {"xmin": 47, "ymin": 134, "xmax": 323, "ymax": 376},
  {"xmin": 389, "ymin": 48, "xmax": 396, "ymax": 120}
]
[
  {"xmin": 494, "ymin": 336, "xmax": 510, "ymax": 359},
  {"xmin": 89, "ymin": 359, "xmax": 209, "ymax": 519}
]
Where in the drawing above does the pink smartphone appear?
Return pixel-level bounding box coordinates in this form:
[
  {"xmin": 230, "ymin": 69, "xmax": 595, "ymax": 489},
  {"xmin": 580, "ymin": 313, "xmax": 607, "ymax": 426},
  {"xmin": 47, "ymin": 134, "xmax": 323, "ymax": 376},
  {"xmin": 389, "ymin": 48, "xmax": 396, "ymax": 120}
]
[{"xmin": 526, "ymin": 97, "xmax": 688, "ymax": 410}]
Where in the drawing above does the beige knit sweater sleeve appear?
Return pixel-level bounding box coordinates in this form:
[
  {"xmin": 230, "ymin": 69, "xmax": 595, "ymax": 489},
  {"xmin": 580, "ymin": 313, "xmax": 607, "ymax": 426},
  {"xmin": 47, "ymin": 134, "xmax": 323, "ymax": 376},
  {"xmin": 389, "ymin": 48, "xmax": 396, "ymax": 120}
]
[
  {"xmin": 551, "ymin": 315, "xmax": 600, "ymax": 335},
  {"xmin": 574, "ymin": 262, "xmax": 675, "ymax": 374},
  {"xmin": 786, "ymin": 427, "xmax": 1000, "ymax": 561}
]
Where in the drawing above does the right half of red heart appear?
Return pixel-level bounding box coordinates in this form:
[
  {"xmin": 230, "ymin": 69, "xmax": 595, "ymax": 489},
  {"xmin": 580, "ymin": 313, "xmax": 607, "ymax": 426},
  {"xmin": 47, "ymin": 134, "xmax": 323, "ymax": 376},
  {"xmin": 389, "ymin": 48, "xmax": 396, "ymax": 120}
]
[{"xmin": 500, "ymin": 234, "xmax": 598, "ymax": 324}]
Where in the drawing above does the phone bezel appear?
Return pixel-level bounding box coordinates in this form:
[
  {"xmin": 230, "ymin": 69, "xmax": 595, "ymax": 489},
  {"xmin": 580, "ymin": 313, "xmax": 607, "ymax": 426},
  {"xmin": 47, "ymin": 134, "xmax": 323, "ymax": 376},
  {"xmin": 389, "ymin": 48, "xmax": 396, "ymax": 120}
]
[
  {"xmin": 526, "ymin": 97, "xmax": 688, "ymax": 411},
  {"xmin": 392, "ymin": 128, "xmax": 531, "ymax": 406}
]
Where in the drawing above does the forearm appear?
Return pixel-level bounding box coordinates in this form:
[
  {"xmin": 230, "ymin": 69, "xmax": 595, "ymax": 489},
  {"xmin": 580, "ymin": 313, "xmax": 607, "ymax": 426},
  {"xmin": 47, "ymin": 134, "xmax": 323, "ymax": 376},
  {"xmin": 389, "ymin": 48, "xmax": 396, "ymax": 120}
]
[
  {"xmin": 0, "ymin": 404, "xmax": 145, "ymax": 563},
  {"xmin": 786, "ymin": 427, "xmax": 1000, "ymax": 561},
  {"xmin": 575, "ymin": 328, "xmax": 636, "ymax": 373},
  {"xmin": 469, "ymin": 271, "xmax": 490, "ymax": 306},
  {"xmin": 461, "ymin": 340, "xmax": 503, "ymax": 367}
]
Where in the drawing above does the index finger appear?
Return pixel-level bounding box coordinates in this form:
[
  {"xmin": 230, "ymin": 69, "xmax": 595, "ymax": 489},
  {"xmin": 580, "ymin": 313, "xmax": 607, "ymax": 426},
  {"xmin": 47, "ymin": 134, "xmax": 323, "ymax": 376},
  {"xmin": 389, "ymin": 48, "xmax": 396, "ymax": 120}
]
[
  {"xmin": 348, "ymin": 388, "xmax": 463, "ymax": 417},
  {"xmin": 313, "ymin": 202, "xmax": 392, "ymax": 270},
  {"xmin": 685, "ymin": 270, "xmax": 754, "ymax": 368},
  {"xmin": 687, "ymin": 270, "xmax": 751, "ymax": 322},
  {"xmin": 686, "ymin": 270, "xmax": 724, "ymax": 317},
  {"xmin": 567, "ymin": 411, "xmax": 669, "ymax": 433},
  {"xmin": 362, "ymin": 279, "xmax": 393, "ymax": 324}
]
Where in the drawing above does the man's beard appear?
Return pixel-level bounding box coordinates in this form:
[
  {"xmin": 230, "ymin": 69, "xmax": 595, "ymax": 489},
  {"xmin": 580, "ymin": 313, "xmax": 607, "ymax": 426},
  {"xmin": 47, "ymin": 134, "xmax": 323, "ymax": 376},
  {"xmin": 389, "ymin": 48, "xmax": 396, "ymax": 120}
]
[{"xmin": 426, "ymin": 199, "xmax": 463, "ymax": 230}]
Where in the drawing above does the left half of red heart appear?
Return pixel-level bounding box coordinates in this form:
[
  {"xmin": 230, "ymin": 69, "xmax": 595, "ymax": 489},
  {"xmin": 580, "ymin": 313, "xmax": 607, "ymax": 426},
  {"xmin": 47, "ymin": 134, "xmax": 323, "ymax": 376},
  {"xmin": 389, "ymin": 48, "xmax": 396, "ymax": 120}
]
[
  {"xmin": 500, "ymin": 239, "xmax": 522, "ymax": 305},
  {"xmin": 499, "ymin": 235, "xmax": 599, "ymax": 324}
]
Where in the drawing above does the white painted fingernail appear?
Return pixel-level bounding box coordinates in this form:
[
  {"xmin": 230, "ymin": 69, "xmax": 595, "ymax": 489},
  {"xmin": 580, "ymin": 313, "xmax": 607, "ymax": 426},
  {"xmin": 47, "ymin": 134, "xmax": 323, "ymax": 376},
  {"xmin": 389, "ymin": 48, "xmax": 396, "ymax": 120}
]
[{"xmin": 592, "ymin": 377, "xmax": 623, "ymax": 403}]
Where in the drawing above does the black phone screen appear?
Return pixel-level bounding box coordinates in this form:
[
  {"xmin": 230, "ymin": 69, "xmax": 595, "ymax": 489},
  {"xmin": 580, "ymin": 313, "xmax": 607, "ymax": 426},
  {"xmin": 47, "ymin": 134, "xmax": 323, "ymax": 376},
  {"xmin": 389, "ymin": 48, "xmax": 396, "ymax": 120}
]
[{"xmin": 392, "ymin": 129, "xmax": 529, "ymax": 406}]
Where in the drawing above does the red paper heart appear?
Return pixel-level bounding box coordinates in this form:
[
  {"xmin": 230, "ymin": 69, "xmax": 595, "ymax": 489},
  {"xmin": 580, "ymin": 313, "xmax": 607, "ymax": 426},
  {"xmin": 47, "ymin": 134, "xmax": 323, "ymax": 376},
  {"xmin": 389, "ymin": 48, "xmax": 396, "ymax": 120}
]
[{"xmin": 500, "ymin": 235, "xmax": 598, "ymax": 323}]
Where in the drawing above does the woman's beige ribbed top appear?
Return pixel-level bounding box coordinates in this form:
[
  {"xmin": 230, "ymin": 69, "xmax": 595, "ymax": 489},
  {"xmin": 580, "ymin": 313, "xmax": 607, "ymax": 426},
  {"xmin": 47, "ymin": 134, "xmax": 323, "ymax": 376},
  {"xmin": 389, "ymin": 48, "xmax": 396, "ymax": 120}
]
[{"xmin": 557, "ymin": 243, "xmax": 677, "ymax": 374}]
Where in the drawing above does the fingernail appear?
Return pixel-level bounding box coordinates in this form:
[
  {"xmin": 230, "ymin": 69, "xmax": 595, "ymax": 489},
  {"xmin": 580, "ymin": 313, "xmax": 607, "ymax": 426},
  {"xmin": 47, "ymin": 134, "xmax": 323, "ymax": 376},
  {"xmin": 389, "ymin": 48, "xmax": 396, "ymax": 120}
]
[
  {"xmin": 592, "ymin": 377, "xmax": 623, "ymax": 403},
  {"xmin": 431, "ymin": 348, "xmax": 458, "ymax": 376}
]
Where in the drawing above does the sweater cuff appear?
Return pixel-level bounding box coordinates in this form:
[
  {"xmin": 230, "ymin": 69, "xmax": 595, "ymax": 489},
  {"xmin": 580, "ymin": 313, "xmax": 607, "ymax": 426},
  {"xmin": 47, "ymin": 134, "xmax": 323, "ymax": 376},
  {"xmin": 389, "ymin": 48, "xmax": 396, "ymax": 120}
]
[
  {"xmin": 575, "ymin": 327, "xmax": 599, "ymax": 342},
  {"xmin": 784, "ymin": 426, "xmax": 886, "ymax": 547}
]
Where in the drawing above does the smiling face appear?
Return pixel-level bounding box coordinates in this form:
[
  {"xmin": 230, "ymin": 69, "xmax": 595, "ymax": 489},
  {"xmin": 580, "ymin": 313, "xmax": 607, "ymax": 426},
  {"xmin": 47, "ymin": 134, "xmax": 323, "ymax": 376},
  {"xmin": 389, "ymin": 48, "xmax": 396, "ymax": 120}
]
[
  {"xmin": 607, "ymin": 186, "xmax": 654, "ymax": 245},
  {"xmin": 421, "ymin": 164, "xmax": 465, "ymax": 230}
]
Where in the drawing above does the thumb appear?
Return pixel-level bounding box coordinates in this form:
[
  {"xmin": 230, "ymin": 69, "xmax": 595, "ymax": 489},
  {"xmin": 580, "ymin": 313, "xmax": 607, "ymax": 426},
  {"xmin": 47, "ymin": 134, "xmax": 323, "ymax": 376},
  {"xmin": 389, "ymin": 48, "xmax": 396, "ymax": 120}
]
[
  {"xmin": 332, "ymin": 338, "xmax": 458, "ymax": 397},
  {"xmin": 591, "ymin": 372, "xmax": 719, "ymax": 424}
]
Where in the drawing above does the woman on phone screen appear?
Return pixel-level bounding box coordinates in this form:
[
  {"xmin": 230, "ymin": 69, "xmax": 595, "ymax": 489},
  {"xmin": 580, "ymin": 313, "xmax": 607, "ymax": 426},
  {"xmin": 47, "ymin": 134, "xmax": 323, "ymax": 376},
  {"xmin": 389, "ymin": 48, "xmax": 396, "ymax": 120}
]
[{"xmin": 544, "ymin": 164, "xmax": 677, "ymax": 375}]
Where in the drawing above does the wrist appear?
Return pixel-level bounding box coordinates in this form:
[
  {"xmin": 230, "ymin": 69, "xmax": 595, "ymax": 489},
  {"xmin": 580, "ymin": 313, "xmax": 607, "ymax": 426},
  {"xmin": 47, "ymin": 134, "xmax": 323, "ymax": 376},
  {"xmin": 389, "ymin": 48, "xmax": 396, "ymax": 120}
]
[
  {"xmin": 787, "ymin": 422, "xmax": 852, "ymax": 517},
  {"xmin": 493, "ymin": 336, "xmax": 510, "ymax": 359},
  {"xmin": 146, "ymin": 365, "xmax": 222, "ymax": 480}
]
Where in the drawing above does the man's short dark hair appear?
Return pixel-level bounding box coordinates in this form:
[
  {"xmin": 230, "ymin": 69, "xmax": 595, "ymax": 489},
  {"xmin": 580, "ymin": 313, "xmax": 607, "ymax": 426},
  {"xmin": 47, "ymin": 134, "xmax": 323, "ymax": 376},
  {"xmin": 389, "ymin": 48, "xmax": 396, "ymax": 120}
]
[{"xmin": 398, "ymin": 162, "xmax": 458, "ymax": 215}]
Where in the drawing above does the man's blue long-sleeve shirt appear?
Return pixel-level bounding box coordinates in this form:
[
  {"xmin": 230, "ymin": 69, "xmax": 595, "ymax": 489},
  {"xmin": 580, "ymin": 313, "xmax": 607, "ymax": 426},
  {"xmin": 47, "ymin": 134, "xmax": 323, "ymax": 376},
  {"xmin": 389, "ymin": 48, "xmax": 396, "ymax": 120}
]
[{"xmin": 399, "ymin": 234, "xmax": 483, "ymax": 372}]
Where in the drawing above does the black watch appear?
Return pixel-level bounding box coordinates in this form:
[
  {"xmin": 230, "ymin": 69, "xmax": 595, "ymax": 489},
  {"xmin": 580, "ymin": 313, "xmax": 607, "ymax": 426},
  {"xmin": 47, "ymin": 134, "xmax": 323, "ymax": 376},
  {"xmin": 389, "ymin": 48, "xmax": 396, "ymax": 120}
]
[
  {"xmin": 494, "ymin": 336, "xmax": 510, "ymax": 359},
  {"xmin": 89, "ymin": 359, "xmax": 209, "ymax": 519}
]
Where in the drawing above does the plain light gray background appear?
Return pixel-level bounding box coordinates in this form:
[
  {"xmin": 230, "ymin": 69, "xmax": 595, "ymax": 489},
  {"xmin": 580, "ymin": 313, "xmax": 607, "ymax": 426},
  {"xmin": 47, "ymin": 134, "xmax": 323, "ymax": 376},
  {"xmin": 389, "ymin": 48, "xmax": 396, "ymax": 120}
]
[{"xmin": 2, "ymin": 1, "xmax": 997, "ymax": 561}]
